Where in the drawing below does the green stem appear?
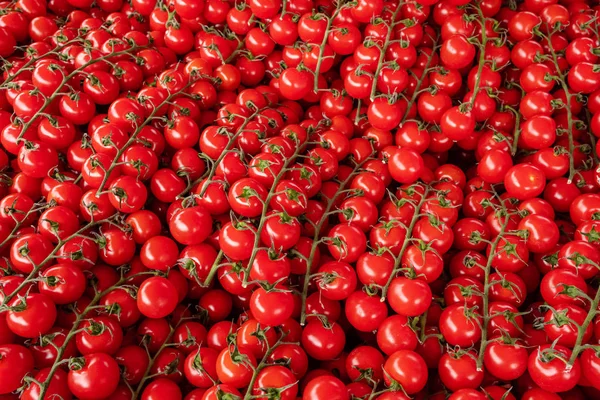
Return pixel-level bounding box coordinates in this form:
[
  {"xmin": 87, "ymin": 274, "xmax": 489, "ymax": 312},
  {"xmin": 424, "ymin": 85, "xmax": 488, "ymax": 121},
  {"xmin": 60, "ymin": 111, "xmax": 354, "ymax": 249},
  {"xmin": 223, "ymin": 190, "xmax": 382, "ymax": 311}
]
[
  {"xmin": 16, "ymin": 47, "xmax": 143, "ymax": 144},
  {"xmin": 299, "ymin": 154, "xmax": 373, "ymax": 325},
  {"xmin": 368, "ymin": 8, "xmax": 403, "ymax": 100},
  {"xmin": 131, "ymin": 325, "xmax": 177, "ymax": 399},
  {"xmin": 201, "ymin": 250, "xmax": 224, "ymax": 287},
  {"xmin": 401, "ymin": 43, "xmax": 439, "ymax": 122},
  {"xmin": 543, "ymin": 30, "xmax": 577, "ymax": 181},
  {"xmin": 37, "ymin": 271, "xmax": 157, "ymax": 399},
  {"xmin": 312, "ymin": 4, "xmax": 346, "ymax": 92},
  {"xmin": 379, "ymin": 186, "xmax": 430, "ymax": 301},
  {"xmin": 468, "ymin": 8, "xmax": 488, "ymax": 109},
  {"xmin": 95, "ymin": 80, "xmax": 197, "ymax": 195},
  {"xmin": 0, "ymin": 203, "xmax": 48, "ymax": 250},
  {"xmin": 0, "ymin": 218, "xmax": 110, "ymax": 308},
  {"xmin": 568, "ymin": 287, "xmax": 600, "ymax": 365},
  {"xmin": 241, "ymin": 142, "xmax": 307, "ymax": 287},
  {"xmin": 242, "ymin": 335, "xmax": 289, "ymax": 400},
  {"xmin": 510, "ymin": 110, "xmax": 521, "ymax": 156},
  {"xmin": 0, "ymin": 38, "xmax": 86, "ymax": 87},
  {"xmin": 476, "ymin": 213, "xmax": 510, "ymax": 370},
  {"xmin": 180, "ymin": 108, "xmax": 266, "ymax": 198}
]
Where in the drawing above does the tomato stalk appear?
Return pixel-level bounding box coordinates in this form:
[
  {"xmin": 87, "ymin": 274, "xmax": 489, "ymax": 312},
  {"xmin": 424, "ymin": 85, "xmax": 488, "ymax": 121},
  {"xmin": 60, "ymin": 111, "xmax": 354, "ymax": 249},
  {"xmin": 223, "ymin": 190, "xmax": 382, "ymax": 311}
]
[
  {"xmin": 15, "ymin": 46, "xmax": 146, "ymax": 144},
  {"xmin": 567, "ymin": 278, "xmax": 600, "ymax": 367},
  {"xmin": 379, "ymin": 184, "xmax": 430, "ymax": 302},
  {"xmin": 584, "ymin": 108, "xmax": 600, "ymax": 165},
  {"xmin": 131, "ymin": 325, "xmax": 178, "ymax": 399},
  {"xmin": 94, "ymin": 79, "xmax": 199, "ymax": 195},
  {"xmin": 181, "ymin": 107, "xmax": 267, "ymax": 198},
  {"xmin": 311, "ymin": 1, "xmax": 349, "ymax": 92},
  {"xmin": 0, "ymin": 37, "xmax": 88, "ymax": 88},
  {"xmin": 34, "ymin": 270, "xmax": 158, "ymax": 399},
  {"xmin": 476, "ymin": 209, "xmax": 512, "ymax": 370},
  {"xmin": 239, "ymin": 140, "xmax": 307, "ymax": 288},
  {"xmin": 241, "ymin": 333, "xmax": 293, "ymax": 400},
  {"xmin": 467, "ymin": 6, "xmax": 489, "ymax": 109},
  {"xmin": 0, "ymin": 200, "xmax": 51, "ymax": 250},
  {"xmin": 180, "ymin": 110, "xmax": 302, "ymax": 288},
  {"xmin": 503, "ymin": 104, "xmax": 522, "ymax": 156},
  {"xmin": 539, "ymin": 28, "xmax": 579, "ymax": 182},
  {"xmin": 401, "ymin": 41, "xmax": 439, "ymax": 122},
  {"xmin": 197, "ymin": 249, "xmax": 225, "ymax": 287},
  {"xmin": 366, "ymin": 387, "xmax": 395, "ymax": 400},
  {"xmin": 0, "ymin": 217, "xmax": 113, "ymax": 309},
  {"xmin": 367, "ymin": 7, "xmax": 402, "ymax": 101},
  {"xmin": 299, "ymin": 151, "xmax": 375, "ymax": 325}
]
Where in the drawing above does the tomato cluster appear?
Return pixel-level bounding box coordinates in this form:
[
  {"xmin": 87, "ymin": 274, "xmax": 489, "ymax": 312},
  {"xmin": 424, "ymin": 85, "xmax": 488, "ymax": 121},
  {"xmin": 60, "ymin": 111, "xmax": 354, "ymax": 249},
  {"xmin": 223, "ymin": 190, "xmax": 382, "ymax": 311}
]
[{"xmin": 1, "ymin": 0, "xmax": 600, "ymax": 399}]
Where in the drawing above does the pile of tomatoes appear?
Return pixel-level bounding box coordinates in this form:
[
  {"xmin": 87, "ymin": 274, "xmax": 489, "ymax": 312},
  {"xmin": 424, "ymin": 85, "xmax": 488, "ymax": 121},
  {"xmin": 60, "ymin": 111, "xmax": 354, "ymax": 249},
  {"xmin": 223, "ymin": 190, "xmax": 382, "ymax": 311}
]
[{"xmin": 2, "ymin": 0, "xmax": 600, "ymax": 399}]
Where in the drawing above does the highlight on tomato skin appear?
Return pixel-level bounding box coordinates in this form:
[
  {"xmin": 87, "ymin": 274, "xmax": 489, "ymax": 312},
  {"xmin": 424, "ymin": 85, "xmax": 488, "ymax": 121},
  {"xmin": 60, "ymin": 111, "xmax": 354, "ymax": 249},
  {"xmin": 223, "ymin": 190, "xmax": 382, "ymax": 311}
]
[{"xmin": 2, "ymin": 0, "xmax": 600, "ymax": 399}]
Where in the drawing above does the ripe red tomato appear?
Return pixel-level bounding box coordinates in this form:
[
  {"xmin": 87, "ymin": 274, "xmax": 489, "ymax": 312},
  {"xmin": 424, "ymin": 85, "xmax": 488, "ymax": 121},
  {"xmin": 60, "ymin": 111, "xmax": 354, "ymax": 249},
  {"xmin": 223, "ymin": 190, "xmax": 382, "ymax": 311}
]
[
  {"xmin": 215, "ymin": 345, "xmax": 256, "ymax": 388},
  {"xmin": 387, "ymin": 277, "xmax": 432, "ymax": 317},
  {"xmin": 6, "ymin": 293, "xmax": 57, "ymax": 338},
  {"xmin": 301, "ymin": 320, "xmax": 346, "ymax": 361},
  {"xmin": 0, "ymin": 344, "xmax": 34, "ymax": 394},
  {"xmin": 137, "ymin": 276, "xmax": 179, "ymax": 318},
  {"xmin": 439, "ymin": 350, "xmax": 484, "ymax": 392},
  {"xmin": 528, "ymin": 345, "xmax": 581, "ymax": 393},
  {"xmin": 302, "ymin": 375, "xmax": 349, "ymax": 400},
  {"xmin": 68, "ymin": 353, "xmax": 121, "ymax": 399},
  {"xmin": 439, "ymin": 304, "xmax": 482, "ymax": 348},
  {"xmin": 483, "ymin": 341, "xmax": 528, "ymax": 381},
  {"xmin": 383, "ymin": 350, "xmax": 428, "ymax": 394},
  {"xmin": 344, "ymin": 291, "xmax": 387, "ymax": 332}
]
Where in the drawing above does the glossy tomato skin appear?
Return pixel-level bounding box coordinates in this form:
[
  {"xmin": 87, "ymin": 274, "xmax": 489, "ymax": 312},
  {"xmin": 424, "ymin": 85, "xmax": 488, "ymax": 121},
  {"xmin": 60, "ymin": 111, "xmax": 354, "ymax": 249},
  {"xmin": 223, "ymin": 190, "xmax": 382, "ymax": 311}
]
[
  {"xmin": 141, "ymin": 378, "xmax": 183, "ymax": 400},
  {"xmin": 201, "ymin": 384, "xmax": 241, "ymax": 400},
  {"xmin": 38, "ymin": 263, "xmax": 86, "ymax": 305},
  {"xmin": 528, "ymin": 345, "xmax": 581, "ymax": 393},
  {"xmin": 518, "ymin": 214, "xmax": 559, "ymax": 253},
  {"xmin": 345, "ymin": 346, "xmax": 384, "ymax": 383},
  {"xmin": 0, "ymin": 344, "xmax": 34, "ymax": 394},
  {"xmin": 326, "ymin": 224, "xmax": 367, "ymax": 263},
  {"xmin": 21, "ymin": 367, "xmax": 71, "ymax": 400},
  {"xmin": 10, "ymin": 233, "xmax": 54, "ymax": 274},
  {"xmin": 251, "ymin": 365, "xmax": 298, "ymax": 400},
  {"xmin": 344, "ymin": 291, "xmax": 387, "ymax": 332},
  {"xmin": 115, "ymin": 345, "xmax": 149, "ymax": 385},
  {"xmin": 439, "ymin": 304, "xmax": 482, "ymax": 348},
  {"xmin": 387, "ymin": 277, "xmax": 432, "ymax": 317},
  {"xmin": 68, "ymin": 353, "xmax": 121, "ymax": 399},
  {"xmin": 483, "ymin": 341, "xmax": 528, "ymax": 381},
  {"xmin": 301, "ymin": 320, "xmax": 346, "ymax": 361},
  {"xmin": 137, "ymin": 277, "xmax": 179, "ymax": 318},
  {"xmin": 250, "ymin": 286, "xmax": 294, "ymax": 327},
  {"xmin": 29, "ymin": 327, "xmax": 77, "ymax": 368},
  {"xmin": 140, "ymin": 236, "xmax": 179, "ymax": 271},
  {"xmin": 302, "ymin": 375, "xmax": 349, "ymax": 400},
  {"xmin": 543, "ymin": 304, "xmax": 592, "ymax": 347},
  {"xmin": 219, "ymin": 221, "xmax": 256, "ymax": 261},
  {"xmin": 169, "ymin": 206, "xmax": 213, "ymax": 245},
  {"xmin": 6, "ymin": 293, "xmax": 57, "ymax": 338},
  {"xmin": 377, "ymin": 314, "xmax": 419, "ymax": 356},
  {"xmin": 388, "ymin": 148, "xmax": 425, "ymax": 184},
  {"xmin": 504, "ymin": 163, "xmax": 546, "ymax": 200},
  {"xmin": 383, "ymin": 350, "xmax": 428, "ymax": 394},
  {"xmin": 439, "ymin": 350, "xmax": 484, "ymax": 392},
  {"xmin": 581, "ymin": 349, "xmax": 600, "ymax": 391},
  {"xmin": 215, "ymin": 345, "xmax": 257, "ymax": 388},
  {"xmin": 75, "ymin": 315, "xmax": 124, "ymax": 355}
]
